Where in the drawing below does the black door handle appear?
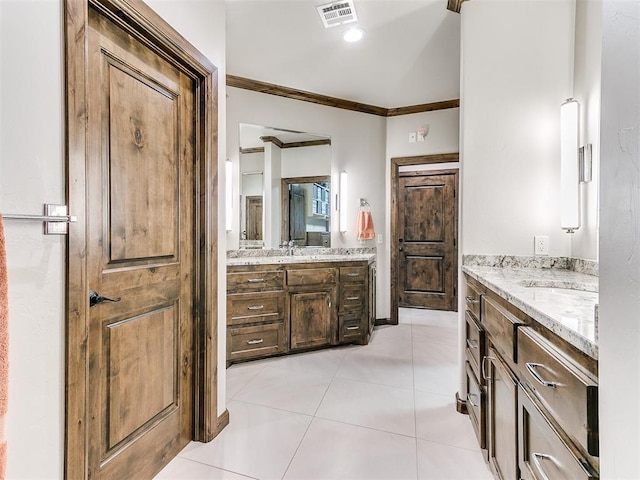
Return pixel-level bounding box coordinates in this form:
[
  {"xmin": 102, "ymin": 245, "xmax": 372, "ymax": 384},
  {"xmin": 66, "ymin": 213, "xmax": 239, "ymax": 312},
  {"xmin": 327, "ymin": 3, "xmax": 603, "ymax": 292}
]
[{"xmin": 89, "ymin": 290, "xmax": 122, "ymax": 308}]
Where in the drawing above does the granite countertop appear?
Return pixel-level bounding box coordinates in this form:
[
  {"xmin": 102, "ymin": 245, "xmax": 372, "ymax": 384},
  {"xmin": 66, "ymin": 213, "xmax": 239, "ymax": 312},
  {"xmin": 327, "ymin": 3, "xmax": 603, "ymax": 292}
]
[
  {"xmin": 462, "ymin": 259, "xmax": 599, "ymax": 359},
  {"xmin": 226, "ymin": 247, "xmax": 377, "ymax": 266}
]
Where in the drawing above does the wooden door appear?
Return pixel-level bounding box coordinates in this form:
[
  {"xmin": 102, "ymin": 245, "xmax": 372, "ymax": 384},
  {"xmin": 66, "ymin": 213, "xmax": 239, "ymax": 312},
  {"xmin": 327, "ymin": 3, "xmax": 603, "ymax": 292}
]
[
  {"xmin": 290, "ymin": 289, "xmax": 335, "ymax": 349},
  {"xmin": 397, "ymin": 171, "xmax": 458, "ymax": 311},
  {"xmin": 246, "ymin": 196, "xmax": 263, "ymax": 240},
  {"xmin": 488, "ymin": 348, "xmax": 519, "ymax": 480},
  {"xmin": 289, "ymin": 190, "xmax": 306, "ymax": 243},
  {"xmin": 84, "ymin": 10, "xmax": 195, "ymax": 479}
]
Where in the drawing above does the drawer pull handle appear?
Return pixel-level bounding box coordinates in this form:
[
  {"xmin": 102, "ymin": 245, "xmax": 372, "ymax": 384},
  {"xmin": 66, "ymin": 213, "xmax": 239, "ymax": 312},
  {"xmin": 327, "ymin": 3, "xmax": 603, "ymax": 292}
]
[
  {"xmin": 466, "ymin": 393, "xmax": 479, "ymax": 408},
  {"xmin": 246, "ymin": 338, "xmax": 264, "ymax": 345},
  {"xmin": 481, "ymin": 355, "xmax": 495, "ymax": 381},
  {"xmin": 247, "ymin": 305, "xmax": 264, "ymax": 310},
  {"xmin": 466, "ymin": 338, "xmax": 478, "ymax": 350},
  {"xmin": 247, "ymin": 278, "xmax": 266, "ymax": 283},
  {"xmin": 465, "ymin": 296, "xmax": 480, "ymax": 304},
  {"xmin": 531, "ymin": 453, "xmax": 556, "ymax": 480},
  {"xmin": 346, "ymin": 326, "xmax": 360, "ymax": 331},
  {"xmin": 347, "ymin": 273, "xmax": 361, "ymax": 277},
  {"xmin": 346, "ymin": 296, "xmax": 360, "ymax": 301},
  {"xmin": 525, "ymin": 363, "xmax": 560, "ymax": 388}
]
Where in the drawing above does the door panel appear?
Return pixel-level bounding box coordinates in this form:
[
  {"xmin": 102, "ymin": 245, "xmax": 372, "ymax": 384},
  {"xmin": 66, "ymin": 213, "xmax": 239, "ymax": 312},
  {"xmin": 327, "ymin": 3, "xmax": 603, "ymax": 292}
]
[
  {"xmin": 246, "ymin": 196, "xmax": 263, "ymax": 241},
  {"xmin": 87, "ymin": 9, "xmax": 194, "ymax": 479},
  {"xmin": 290, "ymin": 290, "xmax": 334, "ymax": 349},
  {"xmin": 397, "ymin": 172, "xmax": 458, "ymax": 311}
]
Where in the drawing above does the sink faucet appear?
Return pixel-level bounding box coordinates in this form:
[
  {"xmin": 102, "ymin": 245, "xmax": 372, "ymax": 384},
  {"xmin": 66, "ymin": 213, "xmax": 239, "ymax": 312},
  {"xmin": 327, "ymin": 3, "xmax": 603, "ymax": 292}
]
[{"xmin": 281, "ymin": 240, "xmax": 295, "ymax": 256}]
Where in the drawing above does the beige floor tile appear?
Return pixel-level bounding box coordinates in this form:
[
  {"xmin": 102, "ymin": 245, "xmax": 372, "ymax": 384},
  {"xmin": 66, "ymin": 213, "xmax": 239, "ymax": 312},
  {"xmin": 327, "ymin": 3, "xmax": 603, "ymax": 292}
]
[{"xmin": 417, "ymin": 439, "xmax": 493, "ymax": 480}]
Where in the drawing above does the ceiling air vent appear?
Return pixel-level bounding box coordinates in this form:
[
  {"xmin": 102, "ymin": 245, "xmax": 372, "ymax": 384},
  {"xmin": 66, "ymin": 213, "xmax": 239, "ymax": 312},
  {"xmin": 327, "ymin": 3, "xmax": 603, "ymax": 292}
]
[{"xmin": 316, "ymin": 1, "xmax": 358, "ymax": 29}]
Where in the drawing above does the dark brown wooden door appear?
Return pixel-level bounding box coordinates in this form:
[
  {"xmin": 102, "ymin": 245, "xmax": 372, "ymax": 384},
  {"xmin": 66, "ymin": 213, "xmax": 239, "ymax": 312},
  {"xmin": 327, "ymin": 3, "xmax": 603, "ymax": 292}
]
[
  {"xmin": 290, "ymin": 289, "xmax": 335, "ymax": 349},
  {"xmin": 289, "ymin": 190, "xmax": 306, "ymax": 243},
  {"xmin": 397, "ymin": 171, "xmax": 458, "ymax": 311},
  {"xmin": 246, "ymin": 196, "xmax": 263, "ymax": 240},
  {"xmin": 86, "ymin": 10, "xmax": 195, "ymax": 479}
]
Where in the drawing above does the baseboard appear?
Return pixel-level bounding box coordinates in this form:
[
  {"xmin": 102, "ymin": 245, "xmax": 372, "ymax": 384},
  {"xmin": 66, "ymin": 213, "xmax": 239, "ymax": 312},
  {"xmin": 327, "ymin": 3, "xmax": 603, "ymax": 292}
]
[
  {"xmin": 216, "ymin": 408, "xmax": 230, "ymax": 434},
  {"xmin": 374, "ymin": 318, "xmax": 397, "ymax": 326},
  {"xmin": 455, "ymin": 392, "xmax": 468, "ymax": 415}
]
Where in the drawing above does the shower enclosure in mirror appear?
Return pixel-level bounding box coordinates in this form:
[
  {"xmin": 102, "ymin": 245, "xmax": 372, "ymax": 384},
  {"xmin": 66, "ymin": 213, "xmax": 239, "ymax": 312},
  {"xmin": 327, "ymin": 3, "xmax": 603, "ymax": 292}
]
[{"xmin": 238, "ymin": 123, "xmax": 332, "ymax": 248}]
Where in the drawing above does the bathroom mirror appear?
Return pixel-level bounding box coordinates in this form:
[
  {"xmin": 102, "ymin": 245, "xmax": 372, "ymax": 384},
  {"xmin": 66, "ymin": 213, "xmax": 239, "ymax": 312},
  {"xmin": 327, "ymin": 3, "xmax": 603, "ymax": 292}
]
[{"xmin": 238, "ymin": 123, "xmax": 332, "ymax": 248}]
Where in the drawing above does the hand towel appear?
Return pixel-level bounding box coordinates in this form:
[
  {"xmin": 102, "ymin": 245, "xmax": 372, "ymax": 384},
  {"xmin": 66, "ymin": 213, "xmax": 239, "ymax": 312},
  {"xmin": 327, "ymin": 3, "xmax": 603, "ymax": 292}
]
[
  {"xmin": 356, "ymin": 210, "xmax": 375, "ymax": 240},
  {"xmin": 0, "ymin": 214, "xmax": 8, "ymax": 478}
]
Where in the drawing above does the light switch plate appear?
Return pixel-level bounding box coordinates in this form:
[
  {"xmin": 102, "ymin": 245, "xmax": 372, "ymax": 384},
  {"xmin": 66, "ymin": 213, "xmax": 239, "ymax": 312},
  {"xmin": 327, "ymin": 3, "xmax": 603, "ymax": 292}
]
[{"xmin": 409, "ymin": 132, "xmax": 416, "ymax": 143}]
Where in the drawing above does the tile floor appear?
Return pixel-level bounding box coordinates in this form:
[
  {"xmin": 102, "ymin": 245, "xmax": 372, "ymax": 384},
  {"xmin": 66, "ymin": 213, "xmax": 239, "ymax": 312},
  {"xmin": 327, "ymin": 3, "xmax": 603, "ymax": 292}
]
[{"xmin": 155, "ymin": 308, "xmax": 494, "ymax": 480}]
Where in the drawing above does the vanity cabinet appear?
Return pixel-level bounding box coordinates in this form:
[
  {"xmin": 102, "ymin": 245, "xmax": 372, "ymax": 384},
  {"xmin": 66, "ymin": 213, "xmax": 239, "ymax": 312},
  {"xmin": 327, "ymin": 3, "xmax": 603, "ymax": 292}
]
[
  {"xmin": 227, "ymin": 267, "xmax": 287, "ymax": 363},
  {"xmin": 227, "ymin": 259, "xmax": 374, "ymax": 363},
  {"xmin": 287, "ymin": 267, "xmax": 338, "ymax": 350},
  {"xmin": 463, "ymin": 274, "xmax": 599, "ymax": 480}
]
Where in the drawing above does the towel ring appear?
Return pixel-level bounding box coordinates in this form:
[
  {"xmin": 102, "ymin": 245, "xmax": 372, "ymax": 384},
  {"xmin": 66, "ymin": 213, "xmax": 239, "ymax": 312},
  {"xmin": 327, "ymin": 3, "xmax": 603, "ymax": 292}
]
[{"xmin": 359, "ymin": 198, "xmax": 371, "ymax": 211}]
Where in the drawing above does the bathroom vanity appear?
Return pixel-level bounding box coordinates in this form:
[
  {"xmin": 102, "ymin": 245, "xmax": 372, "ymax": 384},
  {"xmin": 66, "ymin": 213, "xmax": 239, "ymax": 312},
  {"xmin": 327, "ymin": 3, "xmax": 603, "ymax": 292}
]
[
  {"xmin": 226, "ymin": 249, "xmax": 376, "ymax": 364},
  {"xmin": 462, "ymin": 256, "xmax": 599, "ymax": 480}
]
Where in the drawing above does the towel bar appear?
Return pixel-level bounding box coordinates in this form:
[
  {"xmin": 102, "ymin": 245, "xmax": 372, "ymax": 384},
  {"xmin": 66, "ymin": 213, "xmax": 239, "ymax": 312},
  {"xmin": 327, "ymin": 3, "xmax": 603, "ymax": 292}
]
[{"xmin": 3, "ymin": 204, "xmax": 76, "ymax": 235}]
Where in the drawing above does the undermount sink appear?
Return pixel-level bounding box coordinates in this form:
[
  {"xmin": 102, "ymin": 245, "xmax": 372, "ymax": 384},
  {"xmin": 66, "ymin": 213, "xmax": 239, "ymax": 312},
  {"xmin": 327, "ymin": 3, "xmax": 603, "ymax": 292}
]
[{"xmin": 517, "ymin": 279, "xmax": 598, "ymax": 293}]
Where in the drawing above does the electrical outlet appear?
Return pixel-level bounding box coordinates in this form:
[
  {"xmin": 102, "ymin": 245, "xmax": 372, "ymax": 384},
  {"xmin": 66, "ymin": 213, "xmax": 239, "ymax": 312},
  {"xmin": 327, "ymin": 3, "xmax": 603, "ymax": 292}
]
[
  {"xmin": 534, "ymin": 236, "xmax": 549, "ymax": 256},
  {"xmin": 409, "ymin": 132, "xmax": 416, "ymax": 143},
  {"xmin": 377, "ymin": 234, "xmax": 383, "ymax": 244}
]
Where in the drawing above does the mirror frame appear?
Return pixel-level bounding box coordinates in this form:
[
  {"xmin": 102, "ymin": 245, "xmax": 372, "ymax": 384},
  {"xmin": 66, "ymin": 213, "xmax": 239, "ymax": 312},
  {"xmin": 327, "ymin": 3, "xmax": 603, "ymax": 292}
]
[{"xmin": 280, "ymin": 175, "xmax": 332, "ymax": 247}]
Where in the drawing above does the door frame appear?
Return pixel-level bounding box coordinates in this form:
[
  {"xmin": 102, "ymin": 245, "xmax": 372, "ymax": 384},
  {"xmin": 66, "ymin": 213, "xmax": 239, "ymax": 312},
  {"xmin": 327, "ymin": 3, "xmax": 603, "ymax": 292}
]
[
  {"xmin": 390, "ymin": 153, "xmax": 459, "ymax": 325},
  {"xmin": 64, "ymin": 1, "xmax": 224, "ymax": 478}
]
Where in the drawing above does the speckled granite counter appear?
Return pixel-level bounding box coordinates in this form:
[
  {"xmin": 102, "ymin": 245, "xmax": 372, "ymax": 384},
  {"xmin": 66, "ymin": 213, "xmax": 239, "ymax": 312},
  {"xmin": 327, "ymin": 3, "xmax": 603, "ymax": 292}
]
[
  {"xmin": 227, "ymin": 247, "xmax": 376, "ymax": 266},
  {"xmin": 462, "ymin": 255, "xmax": 599, "ymax": 359}
]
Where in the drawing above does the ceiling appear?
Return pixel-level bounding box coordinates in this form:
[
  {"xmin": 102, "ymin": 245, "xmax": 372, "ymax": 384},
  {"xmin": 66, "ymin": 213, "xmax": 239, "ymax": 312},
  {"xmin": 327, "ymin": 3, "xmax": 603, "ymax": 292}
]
[
  {"xmin": 239, "ymin": 123, "xmax": 331, "ymax": 149},
  {"xmin": 225, "ymin": 0, "xmax": 462, "ymax": 109}
]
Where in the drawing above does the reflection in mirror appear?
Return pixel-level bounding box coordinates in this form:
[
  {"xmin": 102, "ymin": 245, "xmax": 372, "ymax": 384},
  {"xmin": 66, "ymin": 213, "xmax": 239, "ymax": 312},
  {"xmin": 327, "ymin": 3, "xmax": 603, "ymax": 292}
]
[
  {"xmin": 282, "ymin": 176, "xmax": 331, "ymax": 247},
  {"xmin": 238, "ymin": 123, "xmax": 331, "ymax": 248}
]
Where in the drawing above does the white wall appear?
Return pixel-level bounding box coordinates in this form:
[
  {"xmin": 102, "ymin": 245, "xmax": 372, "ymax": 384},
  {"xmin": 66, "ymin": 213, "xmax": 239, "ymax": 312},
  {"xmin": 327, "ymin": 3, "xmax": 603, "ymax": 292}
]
[
  {"xmin": 281, "ymin": 145, "xmax": 331, "ymax": 178},
  {"xmin": 571, "ymin": 0, "xmax": 601, "ymax": 261},
  {"xmin": 0, "ymin": 1, "xmax": 226, "ymax": 477},
  {"xmin": 226, "ymin": 87, "xmax": 390, "ymax": 316},
  {"xmin": 460, "ymin": 0, "xmax": 575, "ymax": 259},
  {"xmin": 599, "ymin": 1, "xmax": 640, "ymax": 477}
]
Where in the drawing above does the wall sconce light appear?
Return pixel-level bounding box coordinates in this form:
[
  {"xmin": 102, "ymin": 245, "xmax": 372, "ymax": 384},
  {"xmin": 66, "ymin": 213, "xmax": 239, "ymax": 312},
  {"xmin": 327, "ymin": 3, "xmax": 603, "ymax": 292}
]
[
  {"xmin": 339, "ymin": 170, "xmax": 348, "ymax": 233},
  {"xmin": 560, "ymin": 98, "xmax": 580, "ymax": 233},
  {"xmin": 225, "ymin": 159, "xmax": 233, "ymax": 232}
]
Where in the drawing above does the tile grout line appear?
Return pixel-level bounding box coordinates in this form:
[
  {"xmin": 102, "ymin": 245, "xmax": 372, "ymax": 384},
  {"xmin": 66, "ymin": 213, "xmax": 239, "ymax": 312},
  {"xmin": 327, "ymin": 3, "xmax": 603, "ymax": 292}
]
[{"xmin": 410, "ymin": 317, "xmax": 421, "ymax": 479}]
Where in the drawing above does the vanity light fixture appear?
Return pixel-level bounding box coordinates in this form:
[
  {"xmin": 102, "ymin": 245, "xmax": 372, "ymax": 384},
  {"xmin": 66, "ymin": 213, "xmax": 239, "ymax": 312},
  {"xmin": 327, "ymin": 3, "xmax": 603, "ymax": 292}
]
[
  {"xmin": 225, "ymin": 159, "xmax": 233, "ymax": 232},
  {"xmin": 339, "ymin": 170, "xmax": 348, "ymax": 233},
  {"xmin": 560, "ymin": 98, "xmax": 580, "ymax": 233},
  {"xmin": 343, "ymin": 27, "xmax": 364, "ymax": 43}
]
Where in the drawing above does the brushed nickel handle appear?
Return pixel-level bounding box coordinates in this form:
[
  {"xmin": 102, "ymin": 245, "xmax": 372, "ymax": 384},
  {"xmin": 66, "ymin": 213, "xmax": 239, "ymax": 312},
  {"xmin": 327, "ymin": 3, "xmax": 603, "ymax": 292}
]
[
  {"xmin": 247, "ymin": 305, "xmax": 265, "ymax": 310},
  {"xmin": 346, "ymin": 296, "xmax": 359, "ymax": 301},
  {"xmin": 525, "ymin": 363, "xmax": 560, "ymax": 388},
  {"xmin": 531, "ymin": 453, "xmax": 555, "ymax": 480},
  {"xmin": 466, "ymin": 338, "xmax": 478, "ymax": 349},
  {"xmin": 466, "ymin": 393, "xmax": 479, "ymax": 408},
  {"xmin": 481, "ymin": 355, "xmax": 495, "ymax": 381},
  {"xmin": 465, "ymin": 296, "xmax": 480, "ymax": 304},
  {"xmin": 346, "ymin": 326, "xmax": 359, "ymax": 331},
  {"xmin": 246, "ymin": 338, "xmax": 264, "ymax": 345},
  {"xmin": 347, "ymin": 273, "xmax": 361, "ymax": 277},
  {"xmin": 327, "ymin": 296, "xmax": 332, "ymax": 308},
  {"xmin": 247, "ymin": 278, "xmax": 265, "ymax": 283}
]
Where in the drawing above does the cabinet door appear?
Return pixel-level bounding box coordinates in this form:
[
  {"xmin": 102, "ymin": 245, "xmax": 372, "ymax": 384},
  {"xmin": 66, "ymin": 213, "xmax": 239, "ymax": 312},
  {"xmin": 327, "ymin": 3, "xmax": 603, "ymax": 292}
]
[
  {"xmin": 290, "ymin": 289, "xmax": 334, "ymax": 350},
  {"xmin": 487, "ymin": 347, "xmax": 519, "ymax": 480}
]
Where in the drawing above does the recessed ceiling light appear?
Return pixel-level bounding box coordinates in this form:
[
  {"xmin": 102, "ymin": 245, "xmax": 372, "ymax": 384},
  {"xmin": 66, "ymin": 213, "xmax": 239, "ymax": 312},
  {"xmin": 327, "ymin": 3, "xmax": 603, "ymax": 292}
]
[{"xmin": 343, "ymin": 27, "xmax": 364, "ymax": 43}]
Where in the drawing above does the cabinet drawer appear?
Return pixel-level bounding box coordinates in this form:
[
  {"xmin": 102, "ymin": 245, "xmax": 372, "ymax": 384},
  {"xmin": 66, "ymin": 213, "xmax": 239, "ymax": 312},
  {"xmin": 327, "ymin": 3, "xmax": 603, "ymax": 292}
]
[
  {"xmin": 482, "ymin": 295, "xmax": 523, "ymax": 363},
  {"xmin": 227, "ymin": 292, "xmax": 285, "ymax": 326},
  {"xmin": 517, "ymin": 327, "xmax": 598, "ymax": 456},
  {"xmin": 465, "ymin": 310, "xmax": 485, "ymax": 381},
  {"xmin": 287, "ymin": 267, "xmax": 337, "ymax": 286},
  {"xmin": 465, "ymin": 279, "xmax": 483, "ymax": 320},
  {"xmin": 227, "ymin": 270, "xmax": 284, "ymax": 293},
  {"xmin": 466, "ymin": 362, "xmax": 486, "ymax": 449},
  {"xmin": 518, "ymin": 385, "xmax": 598, "ymax": 480},
  {"xmin": 339, "ymin": 313, "xmax": 365, "ymax": 343},
  {"xmin": 340, "ymin": 285, "xmax": 365, "ymax": 312},
  {"xmin": 227, "ymin": 323, "xmax": 286, "ymax": 362},
  {"xmin": 340, "ymin": 266, "xmax": 367, "ymax": 283}
]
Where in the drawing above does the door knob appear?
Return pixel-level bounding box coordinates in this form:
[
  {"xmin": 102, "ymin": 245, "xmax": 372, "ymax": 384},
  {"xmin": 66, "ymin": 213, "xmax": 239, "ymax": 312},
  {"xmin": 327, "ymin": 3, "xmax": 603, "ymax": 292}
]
[{"xmin": 89, "ymin": 290, "xmax": 122, "ymax": 308}]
